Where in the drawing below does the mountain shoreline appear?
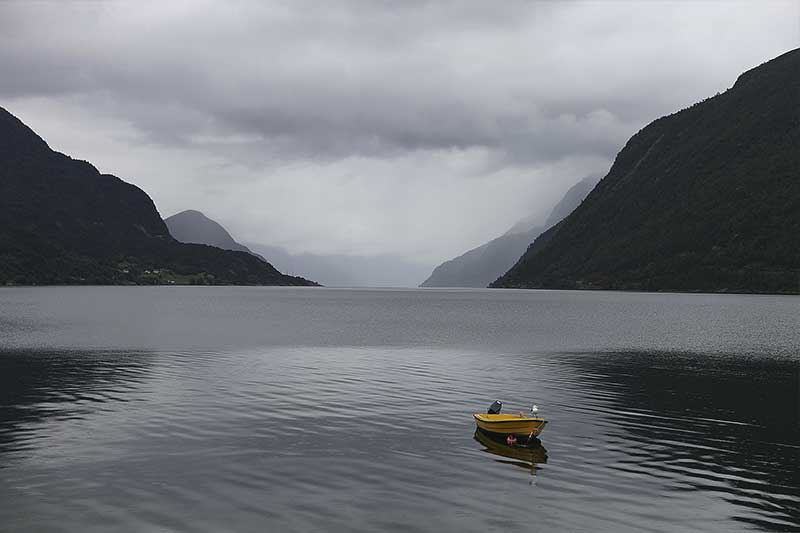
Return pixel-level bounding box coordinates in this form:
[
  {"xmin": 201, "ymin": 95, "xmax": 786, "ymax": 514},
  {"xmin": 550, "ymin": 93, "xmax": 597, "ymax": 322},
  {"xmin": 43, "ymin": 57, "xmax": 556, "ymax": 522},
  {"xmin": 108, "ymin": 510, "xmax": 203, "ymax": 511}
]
[
  {"xmin": 2, "ymin": 283, "xmax": 795, "ymax": 296},
  {"xmin": 488, "ymin": 284, "xmax": 800, "ymax": 297}
]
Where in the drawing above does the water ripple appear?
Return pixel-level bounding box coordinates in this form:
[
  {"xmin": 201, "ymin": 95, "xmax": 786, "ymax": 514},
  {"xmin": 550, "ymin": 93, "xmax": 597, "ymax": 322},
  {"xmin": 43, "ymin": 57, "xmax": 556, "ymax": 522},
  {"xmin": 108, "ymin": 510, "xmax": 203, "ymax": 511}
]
[{"xmin": 0, "ymin": 288, "xmax": 799, "ymax": 531}]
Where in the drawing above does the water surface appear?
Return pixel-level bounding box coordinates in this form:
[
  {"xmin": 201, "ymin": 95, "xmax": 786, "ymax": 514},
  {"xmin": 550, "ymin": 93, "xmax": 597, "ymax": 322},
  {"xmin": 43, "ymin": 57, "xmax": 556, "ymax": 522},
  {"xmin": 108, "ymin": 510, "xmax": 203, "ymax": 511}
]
[{"xmin": 0, "ymin": 287, "xmax": 798, "ymax": 531}]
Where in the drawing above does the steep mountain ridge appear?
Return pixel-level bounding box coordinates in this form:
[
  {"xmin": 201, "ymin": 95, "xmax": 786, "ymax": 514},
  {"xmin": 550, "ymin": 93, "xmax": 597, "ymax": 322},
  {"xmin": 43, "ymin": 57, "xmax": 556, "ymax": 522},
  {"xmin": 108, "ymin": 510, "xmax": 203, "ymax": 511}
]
[
  {"xmin": 0, "ymin": 106, "xmax": 316, "ymax": 286},
  {"xmin": 493, "ymin": 49, "xmax": 800, "ymax": 293},
  {"xmin": 421, "ymin": 176, "xmax": 598, "ymax": 287}
]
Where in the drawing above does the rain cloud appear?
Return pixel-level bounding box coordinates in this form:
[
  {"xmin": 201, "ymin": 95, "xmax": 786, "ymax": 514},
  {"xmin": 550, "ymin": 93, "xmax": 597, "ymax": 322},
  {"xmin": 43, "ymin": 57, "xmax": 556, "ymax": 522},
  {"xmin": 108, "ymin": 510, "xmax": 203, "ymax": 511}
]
[{"xmin": 1, "ymin": 0, "xmax": 796, "ymax": 271}]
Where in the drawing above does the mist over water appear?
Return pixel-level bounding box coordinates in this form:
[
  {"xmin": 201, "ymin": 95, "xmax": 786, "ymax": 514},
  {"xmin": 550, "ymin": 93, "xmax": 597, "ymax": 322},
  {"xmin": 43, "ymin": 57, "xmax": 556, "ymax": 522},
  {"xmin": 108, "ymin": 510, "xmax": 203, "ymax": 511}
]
[{"xmin": 1, "ymin": 287, "xmax": 798, "ymax": 531}]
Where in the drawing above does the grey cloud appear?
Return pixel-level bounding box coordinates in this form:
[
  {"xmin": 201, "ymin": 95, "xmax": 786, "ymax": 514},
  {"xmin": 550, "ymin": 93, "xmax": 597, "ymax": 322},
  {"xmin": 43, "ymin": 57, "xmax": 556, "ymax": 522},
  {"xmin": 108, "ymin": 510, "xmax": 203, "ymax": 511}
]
[
  {"xmin": 4, "ymin": 1, "xmax": 790, "ymax": 167},
  {"xmin": 0, "ymin": 1, "xmax": 796, "ymax": 272}
]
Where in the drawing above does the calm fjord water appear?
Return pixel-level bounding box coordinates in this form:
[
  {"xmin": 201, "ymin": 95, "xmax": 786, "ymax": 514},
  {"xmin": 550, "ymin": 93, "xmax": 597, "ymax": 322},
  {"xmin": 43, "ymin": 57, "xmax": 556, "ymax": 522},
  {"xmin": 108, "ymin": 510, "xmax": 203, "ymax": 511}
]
[{"xmin": 0, "ymin": 287, "xmax": 798, "ymax": 532}]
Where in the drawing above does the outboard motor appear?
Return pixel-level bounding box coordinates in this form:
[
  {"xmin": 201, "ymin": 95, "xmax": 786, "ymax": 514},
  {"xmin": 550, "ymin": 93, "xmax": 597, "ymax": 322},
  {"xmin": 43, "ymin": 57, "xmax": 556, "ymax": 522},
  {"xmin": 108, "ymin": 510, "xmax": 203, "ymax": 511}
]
[{"xmin": 487, "ymin": 400, "xmax": 502, "ymax": 415}]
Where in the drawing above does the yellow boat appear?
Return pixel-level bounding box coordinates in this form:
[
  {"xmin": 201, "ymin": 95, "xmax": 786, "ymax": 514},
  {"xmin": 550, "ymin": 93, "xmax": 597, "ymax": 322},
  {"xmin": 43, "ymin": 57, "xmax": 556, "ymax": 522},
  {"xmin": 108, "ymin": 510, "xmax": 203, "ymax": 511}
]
[
  {"xmin": 473, "ymin": 413, "xmax": 547, "ymax": 437},
  {"xmin": 473, "ymin": 400, "xmax": 547, "ymax": 437}
]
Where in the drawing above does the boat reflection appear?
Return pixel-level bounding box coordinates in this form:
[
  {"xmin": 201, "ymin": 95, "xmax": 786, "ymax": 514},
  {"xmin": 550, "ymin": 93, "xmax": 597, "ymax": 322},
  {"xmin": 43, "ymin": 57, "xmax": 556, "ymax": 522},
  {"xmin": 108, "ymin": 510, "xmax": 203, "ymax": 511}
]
[{"xmin": 474, "ymin": 428, "xmax": 548, "ymax": 474}]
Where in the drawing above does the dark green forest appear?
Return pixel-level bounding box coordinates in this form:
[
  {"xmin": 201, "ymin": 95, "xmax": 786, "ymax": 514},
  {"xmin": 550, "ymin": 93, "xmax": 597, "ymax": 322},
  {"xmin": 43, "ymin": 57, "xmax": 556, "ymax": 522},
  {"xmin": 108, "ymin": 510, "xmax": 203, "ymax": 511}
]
[
  {"xmin": 493, "ymin": 48, "xmax": 800, "ymax": 294},
  {"xmin": 0, "ymin": 107, "xmax": 316, "ymax": 286}
]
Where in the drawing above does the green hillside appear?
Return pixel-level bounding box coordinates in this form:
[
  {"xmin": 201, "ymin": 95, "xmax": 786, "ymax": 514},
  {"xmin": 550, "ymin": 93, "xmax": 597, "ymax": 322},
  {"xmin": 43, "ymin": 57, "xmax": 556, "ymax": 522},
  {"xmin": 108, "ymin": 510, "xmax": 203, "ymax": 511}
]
[
  {"xmin": 0, "ymin": 106, "xmax": 316, "ymax": 286},
  {"xmin": 493, "ymin": 49, "xmax": 800, "ymax": 294}
]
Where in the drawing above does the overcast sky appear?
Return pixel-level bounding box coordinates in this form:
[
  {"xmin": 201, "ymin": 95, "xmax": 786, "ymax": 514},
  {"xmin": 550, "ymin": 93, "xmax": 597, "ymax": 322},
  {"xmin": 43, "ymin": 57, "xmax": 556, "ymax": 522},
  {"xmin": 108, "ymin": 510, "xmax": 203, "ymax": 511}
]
[{"xmin": 1, "ymin": 1, "xmax": 797, "ymax": 266}]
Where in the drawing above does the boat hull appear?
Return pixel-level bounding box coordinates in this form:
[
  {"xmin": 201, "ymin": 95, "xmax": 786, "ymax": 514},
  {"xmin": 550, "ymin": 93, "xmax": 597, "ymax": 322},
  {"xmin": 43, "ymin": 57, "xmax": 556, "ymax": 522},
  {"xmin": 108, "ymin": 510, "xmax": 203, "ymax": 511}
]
[{"xmin": 473, "ymin": 413, "xmax": 547, "ymax": 436}]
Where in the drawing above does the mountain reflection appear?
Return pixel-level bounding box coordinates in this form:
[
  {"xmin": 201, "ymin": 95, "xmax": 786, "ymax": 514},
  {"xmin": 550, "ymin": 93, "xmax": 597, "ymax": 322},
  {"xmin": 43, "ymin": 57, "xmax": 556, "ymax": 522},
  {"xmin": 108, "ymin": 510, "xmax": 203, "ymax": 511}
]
[
  {"xmin": 0, "ymin": 349, "xmax": 153, "ymax": 462},
  {"xmin": 561, "ymin": 351, "xmax": 800, "ymax": 530}
]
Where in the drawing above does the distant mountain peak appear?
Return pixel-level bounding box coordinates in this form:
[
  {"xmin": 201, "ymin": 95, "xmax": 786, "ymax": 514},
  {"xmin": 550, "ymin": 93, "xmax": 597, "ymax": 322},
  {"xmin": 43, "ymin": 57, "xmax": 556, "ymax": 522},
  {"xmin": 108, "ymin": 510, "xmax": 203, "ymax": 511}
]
[
  {"xmin": 174, "ymin": 209, "xmax": 206, "ymax": 217},
  {"xmin": 543, "ymin": 175, "xmax": 600, "ymax": 228},
  {"xmin": 0, "ymin": 106, "xmax": 316, "ymax": 286},
  {"xmin": 421, "ymin": 174, "xmax": 598, "ymax": 288},
  {"xmin": 165, "ymin": 210, "xmax": 257, "ymax": 257}
]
